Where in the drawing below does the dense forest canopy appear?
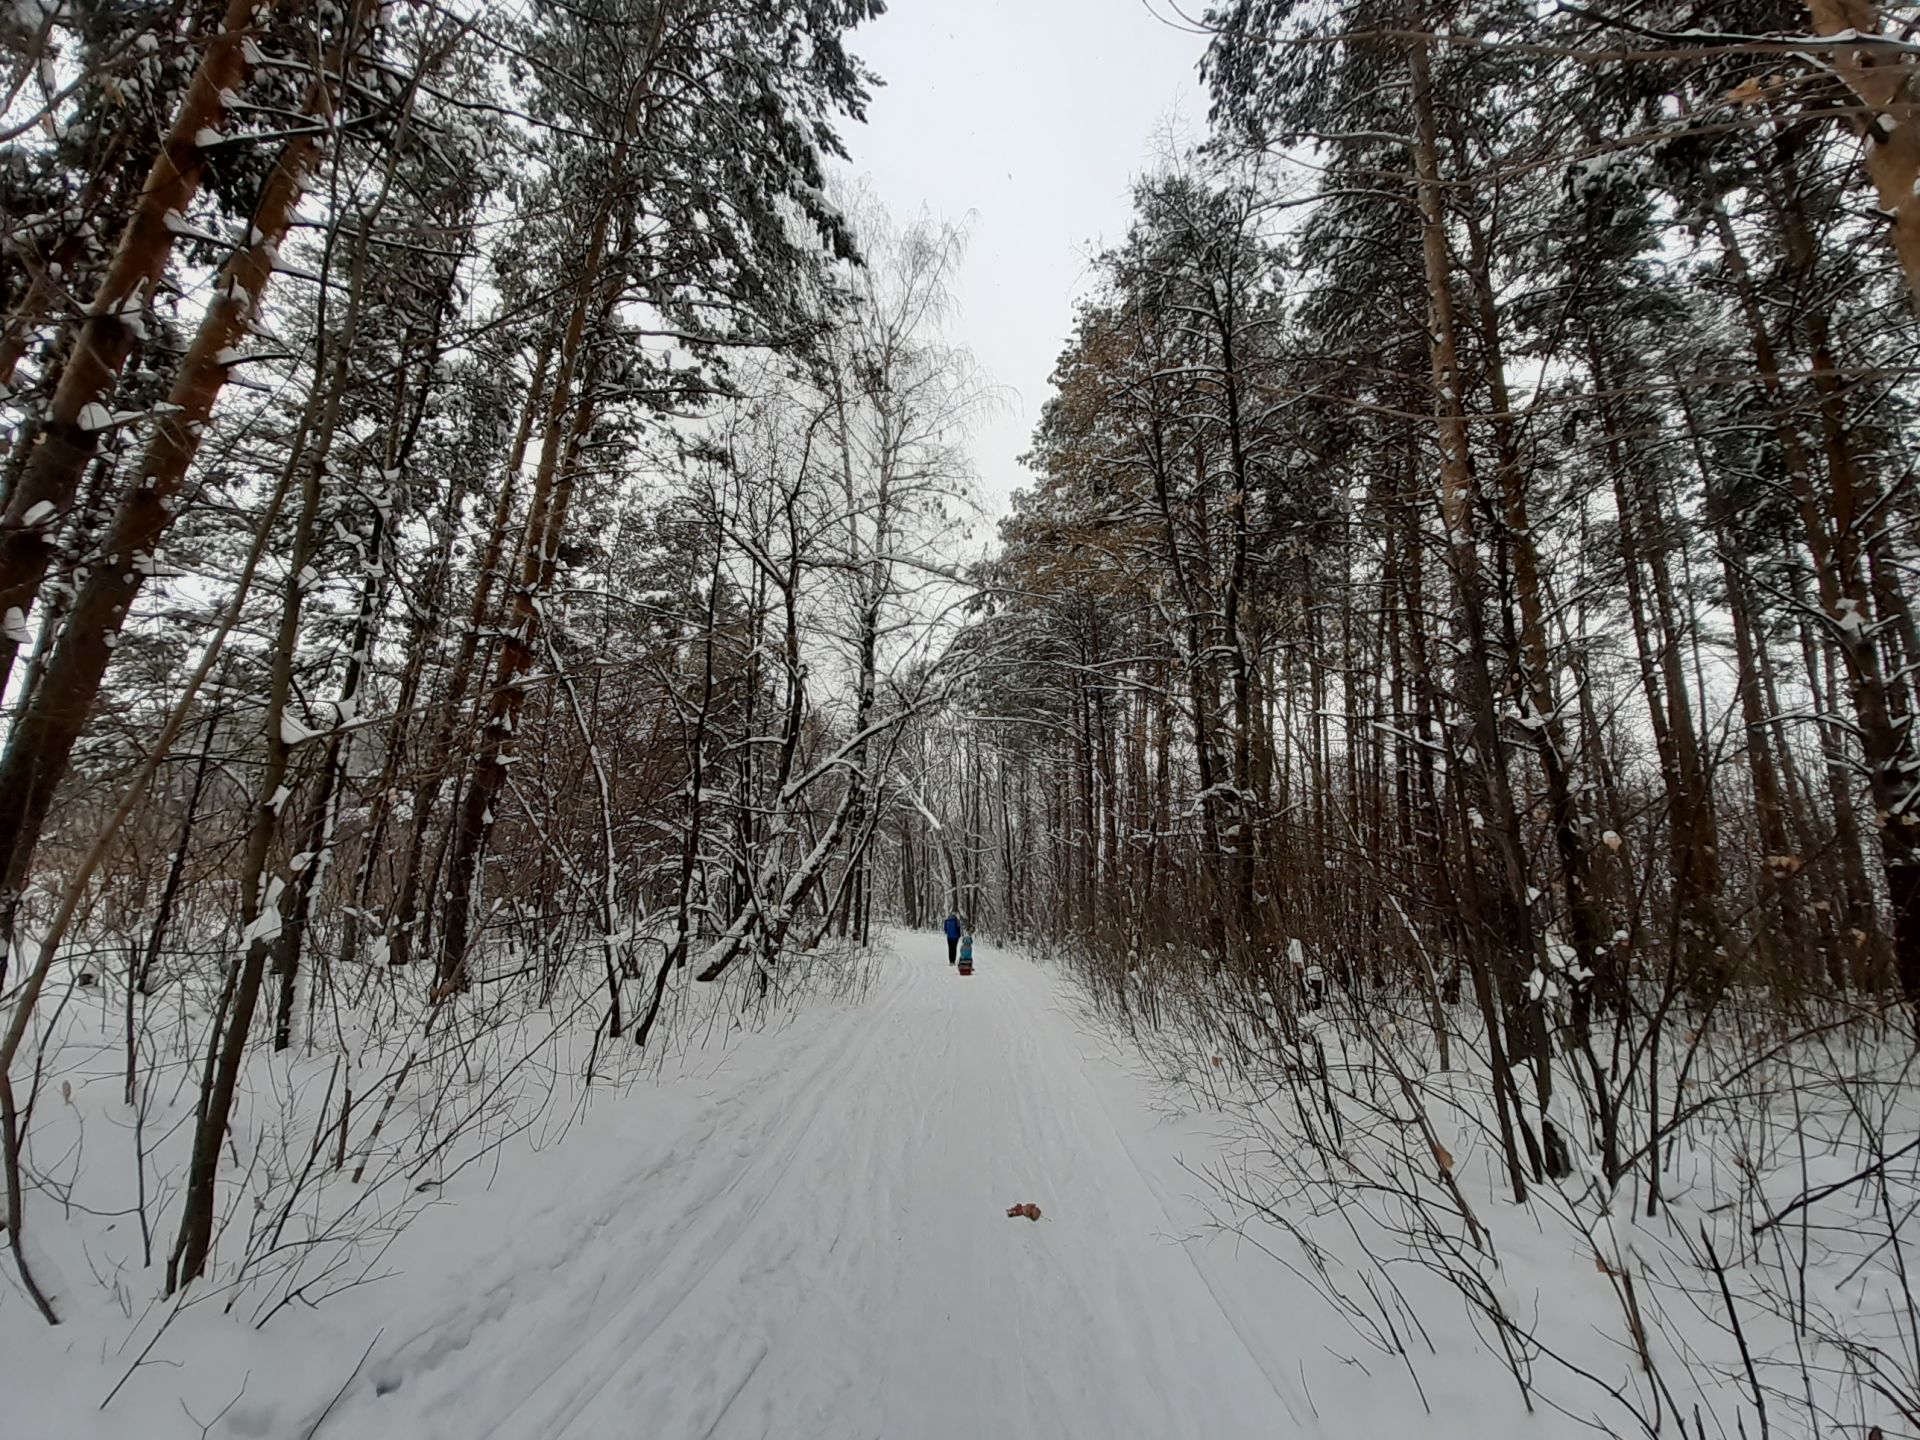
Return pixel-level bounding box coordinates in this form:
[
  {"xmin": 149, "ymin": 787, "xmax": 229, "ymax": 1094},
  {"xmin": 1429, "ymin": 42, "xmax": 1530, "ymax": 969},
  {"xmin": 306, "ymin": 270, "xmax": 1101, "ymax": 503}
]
[{"xmin": 944, "ymin": 0, "xmax": 1920, "ymax": 1140}]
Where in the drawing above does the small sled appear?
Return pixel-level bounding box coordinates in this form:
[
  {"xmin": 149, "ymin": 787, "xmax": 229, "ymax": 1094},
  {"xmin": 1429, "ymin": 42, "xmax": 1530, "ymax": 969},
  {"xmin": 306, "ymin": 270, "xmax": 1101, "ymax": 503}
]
[{"xmin": 957, "ymin": 959, "xmax": 974, "ymax": 976}]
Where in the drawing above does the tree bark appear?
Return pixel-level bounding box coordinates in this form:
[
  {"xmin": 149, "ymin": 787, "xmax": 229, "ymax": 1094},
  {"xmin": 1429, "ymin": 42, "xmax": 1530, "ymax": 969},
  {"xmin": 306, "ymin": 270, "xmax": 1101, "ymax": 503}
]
[{"xmin": 0, "ymin": 0, "xmax": 270, "ymax": 692}]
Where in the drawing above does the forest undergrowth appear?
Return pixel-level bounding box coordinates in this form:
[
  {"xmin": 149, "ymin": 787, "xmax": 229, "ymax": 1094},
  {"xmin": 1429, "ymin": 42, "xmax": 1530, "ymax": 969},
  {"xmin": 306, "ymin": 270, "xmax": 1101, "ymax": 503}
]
[
  {"xmin": 1045, "ymin": 936, "xmax": 1920, "ymax": 1438},
  {"xmin": 6, "ymin": 913, "xmax": 876, "ymax": 1393}
]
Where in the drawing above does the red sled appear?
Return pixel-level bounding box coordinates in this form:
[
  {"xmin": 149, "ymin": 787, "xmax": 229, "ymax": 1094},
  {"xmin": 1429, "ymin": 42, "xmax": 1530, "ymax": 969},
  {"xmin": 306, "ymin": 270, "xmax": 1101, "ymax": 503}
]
[{"xmin": 958, "ymin": 961, "xmax": 974, "ymax": 975}]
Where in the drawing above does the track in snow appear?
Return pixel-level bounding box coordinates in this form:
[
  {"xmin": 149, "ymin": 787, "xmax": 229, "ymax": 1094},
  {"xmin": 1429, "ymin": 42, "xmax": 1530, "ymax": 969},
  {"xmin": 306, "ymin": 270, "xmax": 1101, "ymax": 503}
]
[{"xmin": 324, "ymin": 934, "xmax": 1315, "ymax": 1439}]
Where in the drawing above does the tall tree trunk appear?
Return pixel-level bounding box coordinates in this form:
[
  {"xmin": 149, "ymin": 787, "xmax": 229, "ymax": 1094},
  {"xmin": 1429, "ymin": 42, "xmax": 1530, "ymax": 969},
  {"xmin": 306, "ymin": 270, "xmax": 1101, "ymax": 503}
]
[
  {"xmin": 0, "ymin": 0, "xmax": 270, "ymax": 692},
  {"xmin": 1408, "ymin": 17, "xmax": 1561, "ymax": 1183},
  {"xmin": 1460, "ymin": 203, "xmax": 1608, "ymax": 1025},
  {"xmin": 0, "ymin": 0, "xmax": 373, "ymax": 989},
  {"xmin": 386, "ymin": 333, "xmax": 553, "ymax": 969},
  {"xmin": 436, "ymin": 12, "xmax": 670, "ymax": 988}
]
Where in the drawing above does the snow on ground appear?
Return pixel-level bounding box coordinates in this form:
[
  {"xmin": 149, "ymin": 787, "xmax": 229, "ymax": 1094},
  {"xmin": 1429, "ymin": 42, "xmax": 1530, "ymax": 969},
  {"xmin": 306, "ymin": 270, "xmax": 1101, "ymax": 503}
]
[{"xmin": 8, "ymin": 931, "xmax": 1662, "ymax": 1439}]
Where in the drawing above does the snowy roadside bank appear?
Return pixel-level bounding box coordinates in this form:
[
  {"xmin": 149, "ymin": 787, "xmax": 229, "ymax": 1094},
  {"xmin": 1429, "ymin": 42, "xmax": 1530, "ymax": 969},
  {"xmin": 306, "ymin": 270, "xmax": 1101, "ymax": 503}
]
[
  {"xmin": 1061, "ymin": 950, "xmax": 1920, "ymax": 1440},
  {"xmin": 0, "ymin": 933, "xmax": 874, "ymax": 1439}
]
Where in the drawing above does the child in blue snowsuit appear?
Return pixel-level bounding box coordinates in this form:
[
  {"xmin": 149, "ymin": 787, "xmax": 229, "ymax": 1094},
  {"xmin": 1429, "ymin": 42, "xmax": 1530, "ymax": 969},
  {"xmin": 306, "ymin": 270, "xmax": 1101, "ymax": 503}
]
[
  {"xmin": 958, "ymin": 930, "xmax": 975, "ymax": 971},
  {"xmin": 944, "ymin": 912, "xmax": 961, "ymax": 964}
]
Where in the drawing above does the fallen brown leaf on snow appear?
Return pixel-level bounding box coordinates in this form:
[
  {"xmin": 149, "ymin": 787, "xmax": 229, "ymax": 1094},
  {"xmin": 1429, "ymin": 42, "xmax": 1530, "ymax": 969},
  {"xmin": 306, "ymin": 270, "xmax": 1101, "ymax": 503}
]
[{"xmin": 1006, "ymin": 1203, "xmax": 1042, "ymax": 1221}]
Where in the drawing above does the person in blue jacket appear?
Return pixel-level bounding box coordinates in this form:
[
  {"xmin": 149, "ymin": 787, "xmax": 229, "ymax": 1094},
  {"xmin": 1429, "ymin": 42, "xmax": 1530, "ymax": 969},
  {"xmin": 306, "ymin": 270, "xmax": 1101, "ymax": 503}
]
[{"xmin": 944, "ymin": 911, "xmax": 961, "ymax": 965}]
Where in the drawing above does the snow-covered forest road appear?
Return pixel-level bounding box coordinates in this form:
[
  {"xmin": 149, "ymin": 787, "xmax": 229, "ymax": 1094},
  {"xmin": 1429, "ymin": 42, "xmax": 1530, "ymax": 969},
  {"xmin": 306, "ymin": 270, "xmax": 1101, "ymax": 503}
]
[
  {"xmin": 319, "ymin": 936, "xmax": 1312, "ymax": 1440},
  {"xmin": 20, "ymin": 928, "xmax": 1837, "ymax": 1440},
  {"xmin": 9, "ymin": 934, "xmax": 1328, "ymax": 1439}
]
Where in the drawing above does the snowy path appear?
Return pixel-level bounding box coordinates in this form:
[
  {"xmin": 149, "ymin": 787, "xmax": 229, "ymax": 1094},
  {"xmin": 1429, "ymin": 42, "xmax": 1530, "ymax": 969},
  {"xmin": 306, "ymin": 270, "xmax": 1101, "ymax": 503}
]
[{"xmin": 318, "ymin": 936, "xmax": 1316, "ymax": 1439}]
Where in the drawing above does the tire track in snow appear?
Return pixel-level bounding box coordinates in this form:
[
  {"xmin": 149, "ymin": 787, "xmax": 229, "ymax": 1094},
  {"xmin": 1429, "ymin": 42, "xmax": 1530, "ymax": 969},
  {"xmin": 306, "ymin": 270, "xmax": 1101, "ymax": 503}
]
[{"xmin": 323, "ymin": 935, "xmax": 1319, "ymax": 1439}]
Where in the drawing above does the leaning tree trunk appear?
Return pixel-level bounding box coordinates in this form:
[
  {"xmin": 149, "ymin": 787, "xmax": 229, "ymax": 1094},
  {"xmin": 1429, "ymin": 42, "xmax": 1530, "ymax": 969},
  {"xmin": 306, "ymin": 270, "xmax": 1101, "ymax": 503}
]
[
  {"xmin": 1460, "ymin": 203, "xmax": 1610, "ymax": 1028},
  {"xmin": 385, "ymin": 331, "xmax": 551, "ymax": 970},
  {"xmin": 0, "ymin": 0, "xmax": 374, "ymax": 977},
  {"xmin": 153, "ymin": 0, "xmax": 381, "ymax": 1292},
  {"xmin": 0, "ymin": 0, "xmax": 272, "ymax": 696},
  {"xmin": 435, "ymin": 10, "xmax": 671, "ymax": 989}
]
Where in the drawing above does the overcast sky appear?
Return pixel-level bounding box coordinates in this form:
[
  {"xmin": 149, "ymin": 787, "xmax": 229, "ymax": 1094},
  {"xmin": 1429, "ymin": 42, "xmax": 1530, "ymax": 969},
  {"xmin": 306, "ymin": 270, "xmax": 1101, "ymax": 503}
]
[{"xmin": 836, "ymin": 1, "xmax": 1210, "ymax": 530}]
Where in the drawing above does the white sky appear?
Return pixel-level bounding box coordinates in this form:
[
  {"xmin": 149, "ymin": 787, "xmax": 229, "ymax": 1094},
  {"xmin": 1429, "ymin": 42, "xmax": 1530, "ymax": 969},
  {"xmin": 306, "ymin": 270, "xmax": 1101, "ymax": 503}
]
[{"xmin": 836, "ymin": 1, "xmax": 1209, "ymax": 529}]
